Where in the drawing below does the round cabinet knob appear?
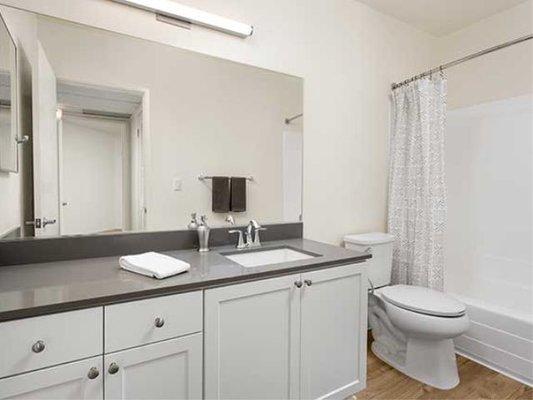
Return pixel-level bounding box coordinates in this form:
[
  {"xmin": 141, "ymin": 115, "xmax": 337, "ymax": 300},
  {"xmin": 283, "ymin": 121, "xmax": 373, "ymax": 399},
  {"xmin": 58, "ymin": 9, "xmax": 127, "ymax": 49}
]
[
  {"xmin": 294, "ymin": 281, "xmax": 303, "ymax": 288},
  {"xmin": 304, "ymin": 279, "xmax": 313, "ymax": 287},
  {"xmin": 32, "ymin": 340, "xmax": 45, "ymax": 353},
  {"xmin": 87, "ymin": 367, "xmax": 100, "ymax": 380},
  {"xmin": 108, "ymin": 362, "xmax": 120, "ymax": 375},
  {"xmin": 154, "ymin": 317, "xmax": 165, "ymax": 328}
]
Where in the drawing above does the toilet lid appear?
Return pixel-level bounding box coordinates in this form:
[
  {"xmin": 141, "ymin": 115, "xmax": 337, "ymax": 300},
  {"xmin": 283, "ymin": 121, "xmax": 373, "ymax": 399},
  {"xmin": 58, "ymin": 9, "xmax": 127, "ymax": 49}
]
[{"xmin": 380, "ymin": 285, "xmax": 466, "ymax": 317}]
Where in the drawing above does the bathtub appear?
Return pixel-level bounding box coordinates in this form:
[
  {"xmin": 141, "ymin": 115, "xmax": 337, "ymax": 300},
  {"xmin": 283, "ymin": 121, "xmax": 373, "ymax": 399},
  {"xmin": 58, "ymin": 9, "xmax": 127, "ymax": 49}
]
[{"xmin": 451, "ymin": 293, "xmax": 533, "ymax": 386}]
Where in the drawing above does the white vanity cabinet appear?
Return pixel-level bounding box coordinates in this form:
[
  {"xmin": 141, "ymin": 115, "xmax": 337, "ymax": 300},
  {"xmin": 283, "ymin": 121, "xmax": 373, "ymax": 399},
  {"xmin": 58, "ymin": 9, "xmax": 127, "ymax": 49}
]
[
  {"xmin": 104, "ymin": 334, "xmax": 203, "ymax": 400},
  {"xmin": 204, "ymin": 262, "xmax": 368, "ymax": 400},
  {"xmin": 0, "ymin": 262, "xmax": 367, "ymax": 400}
]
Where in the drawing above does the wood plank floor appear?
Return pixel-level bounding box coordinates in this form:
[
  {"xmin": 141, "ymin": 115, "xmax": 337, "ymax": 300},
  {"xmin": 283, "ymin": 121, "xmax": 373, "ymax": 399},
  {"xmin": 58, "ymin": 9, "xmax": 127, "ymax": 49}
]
[{"xmin": 356, "ymin": 345, "xmax": 532, "ymax": 399}]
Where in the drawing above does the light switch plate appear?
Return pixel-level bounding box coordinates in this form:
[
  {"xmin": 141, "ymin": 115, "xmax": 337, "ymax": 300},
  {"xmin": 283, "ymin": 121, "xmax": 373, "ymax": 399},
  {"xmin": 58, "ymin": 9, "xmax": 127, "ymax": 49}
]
[{"xmin": 173, "ymin": 178, "xmax": 182, "ymax": 191}]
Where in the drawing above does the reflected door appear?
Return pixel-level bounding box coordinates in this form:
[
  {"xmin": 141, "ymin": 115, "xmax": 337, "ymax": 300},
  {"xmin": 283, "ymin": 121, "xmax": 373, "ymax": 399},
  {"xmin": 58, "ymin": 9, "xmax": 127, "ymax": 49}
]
[
  {"xmin": 32, "ymin": 42, "xmax": 59, "ymax": 236},
  {"xmin": 60, "ymin": 114, "xmax": 129, "ymax": 235}
]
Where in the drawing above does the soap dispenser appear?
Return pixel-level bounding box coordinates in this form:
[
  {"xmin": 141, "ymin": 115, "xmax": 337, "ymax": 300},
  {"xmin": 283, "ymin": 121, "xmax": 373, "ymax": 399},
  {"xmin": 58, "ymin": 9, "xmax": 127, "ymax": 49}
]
[{"xmin": 196, "ymin": 215, "xmax": 210, "ymax": 252}]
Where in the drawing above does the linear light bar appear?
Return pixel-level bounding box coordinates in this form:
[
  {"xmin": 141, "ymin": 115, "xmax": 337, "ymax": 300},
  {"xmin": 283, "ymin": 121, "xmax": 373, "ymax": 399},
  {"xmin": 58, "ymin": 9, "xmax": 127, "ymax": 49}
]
[{"xmin": 111, "ymin": 0, "xmax": 253, "ymax": 38}]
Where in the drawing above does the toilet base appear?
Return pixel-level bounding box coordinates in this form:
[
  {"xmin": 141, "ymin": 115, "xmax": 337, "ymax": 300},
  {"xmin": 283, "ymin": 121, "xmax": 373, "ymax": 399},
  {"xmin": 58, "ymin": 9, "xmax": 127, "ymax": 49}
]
[{"xmin": 371, "ymin": 338, "xmax": 460, "ymax": 390}]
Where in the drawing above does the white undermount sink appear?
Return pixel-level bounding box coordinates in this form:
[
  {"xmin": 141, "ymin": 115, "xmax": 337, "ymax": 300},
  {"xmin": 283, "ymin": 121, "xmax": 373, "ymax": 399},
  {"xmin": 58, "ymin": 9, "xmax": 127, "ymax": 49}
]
[{"xmin": 223, "ymin": 246, "xmax": 320, "ymax": 268}]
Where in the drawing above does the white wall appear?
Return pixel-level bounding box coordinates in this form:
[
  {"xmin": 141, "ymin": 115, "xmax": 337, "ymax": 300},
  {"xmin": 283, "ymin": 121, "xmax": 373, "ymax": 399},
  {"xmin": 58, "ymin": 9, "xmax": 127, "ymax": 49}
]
[
  {"xmin": 434, "ymin": 0, "xmax": 533, "ymax": 110},
  {"xmin": 0, "ymin": 0, "xmax": 434, "ymax": 243}
]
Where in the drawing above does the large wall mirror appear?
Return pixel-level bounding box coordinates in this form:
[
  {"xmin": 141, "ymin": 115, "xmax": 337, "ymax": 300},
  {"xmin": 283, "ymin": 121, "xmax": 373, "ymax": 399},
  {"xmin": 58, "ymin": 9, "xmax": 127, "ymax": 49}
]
[{"xmin": 0, "ymin": 5, "xmax": 303, "ymax": 240}]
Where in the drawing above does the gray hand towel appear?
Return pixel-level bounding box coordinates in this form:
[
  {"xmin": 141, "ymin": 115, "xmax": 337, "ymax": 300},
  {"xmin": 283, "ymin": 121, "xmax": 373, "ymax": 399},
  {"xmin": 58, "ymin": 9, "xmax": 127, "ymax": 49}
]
[
  {"xmin": 230, "ymin": 177, "xmax": 246, "ymax": 212},
  {"xmin": 212, "ymin": 176, "xmax": 230, "ymax": 213}
]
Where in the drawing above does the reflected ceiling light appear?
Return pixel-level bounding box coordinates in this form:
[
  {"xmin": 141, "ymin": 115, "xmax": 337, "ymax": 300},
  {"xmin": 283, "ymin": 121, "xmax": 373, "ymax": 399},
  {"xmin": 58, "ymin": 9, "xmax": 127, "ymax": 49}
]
[{"xmin": 111, "ymin": 0, "xmax": 253, "ymax": 38}]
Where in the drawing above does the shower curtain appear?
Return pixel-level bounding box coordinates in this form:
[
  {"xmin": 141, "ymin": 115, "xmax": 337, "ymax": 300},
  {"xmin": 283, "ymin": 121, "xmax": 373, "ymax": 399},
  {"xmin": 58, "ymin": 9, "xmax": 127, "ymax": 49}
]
[{"xmin": 388, "ymin": 75, "xmax": 447, "ymax": 290}]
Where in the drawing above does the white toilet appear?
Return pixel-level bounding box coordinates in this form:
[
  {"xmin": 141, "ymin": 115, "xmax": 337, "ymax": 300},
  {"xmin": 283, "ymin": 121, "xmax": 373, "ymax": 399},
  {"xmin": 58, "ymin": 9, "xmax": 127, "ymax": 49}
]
[{"xmin": 344, "ymin": 233, "xmax": 469, "ymax": 390}]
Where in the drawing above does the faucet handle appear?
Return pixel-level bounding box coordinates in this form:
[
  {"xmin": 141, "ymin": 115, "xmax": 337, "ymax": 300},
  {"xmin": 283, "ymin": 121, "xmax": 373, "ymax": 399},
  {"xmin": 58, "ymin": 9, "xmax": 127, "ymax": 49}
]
[
  {"xmin": 228, "ymin": 230, "xmax": 246, "ymax": 249},
  {"xmin": 253, "ymin": 227, "xmax": 267, "ymax": 247},
  {"xmin": 249, "ymin": 220, "xmax": 260, "ymax": 229}
]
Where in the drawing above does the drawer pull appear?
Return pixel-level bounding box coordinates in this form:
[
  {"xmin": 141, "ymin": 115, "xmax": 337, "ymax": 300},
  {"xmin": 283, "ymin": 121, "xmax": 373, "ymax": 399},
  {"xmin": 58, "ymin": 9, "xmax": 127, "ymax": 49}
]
[
  {"xmin": 31, "ymin": 340, "xmax": 45, "ymax": 353},
  {"xmin": 154, "ymin": 317, "xmax": 165, "ymax": 328},
  {"xmin": 108, "ymin": 362, "xmax": 120, "ymax": 375},
  {"xmin": 87, "ymin": 367, "xmax": 99, "ymax": 380},
  {"xmin": 304, "ymin": 279, "xmax": 313, "ymax": 287}
]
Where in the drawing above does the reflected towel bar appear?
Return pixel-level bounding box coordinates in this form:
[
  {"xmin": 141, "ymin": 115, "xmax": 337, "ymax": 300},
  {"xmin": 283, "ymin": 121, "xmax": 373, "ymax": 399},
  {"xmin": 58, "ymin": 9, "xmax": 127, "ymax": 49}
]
[{"xmin": 198, "ymin": 175, "xmax": 254, "ymax": 181}]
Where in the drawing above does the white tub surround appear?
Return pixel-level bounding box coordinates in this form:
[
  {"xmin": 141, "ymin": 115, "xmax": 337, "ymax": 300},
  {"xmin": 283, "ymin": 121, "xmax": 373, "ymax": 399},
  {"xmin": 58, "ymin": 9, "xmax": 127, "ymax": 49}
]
[{"xmin": 452, "ymin": 294, "xmax": 533, "ymax": 386}]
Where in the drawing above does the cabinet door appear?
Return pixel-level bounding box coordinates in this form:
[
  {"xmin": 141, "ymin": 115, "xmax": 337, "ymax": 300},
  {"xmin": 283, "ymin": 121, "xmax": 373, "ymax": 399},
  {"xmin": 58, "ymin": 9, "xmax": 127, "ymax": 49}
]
[
  {"xmin": 204, "ymin": 274, "xmax": 301, "ymax": 400},
  {"xmin": 0, "ymin": 356, "xmax": 103, "ymax": 400},
  {"xmin": 300, "ymin": 263, "xmax": 368, "ymax": 400},
  {"xmin": 104, "ymin": 333, "xmax": 202, "ymax": 400}
]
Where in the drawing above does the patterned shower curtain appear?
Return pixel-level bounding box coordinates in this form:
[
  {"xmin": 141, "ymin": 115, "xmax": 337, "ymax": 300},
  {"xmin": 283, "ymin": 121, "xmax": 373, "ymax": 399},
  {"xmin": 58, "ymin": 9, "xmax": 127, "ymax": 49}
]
[{"xmin": 388, "ymin": 74, "xmax": 447, "ymax": 290}]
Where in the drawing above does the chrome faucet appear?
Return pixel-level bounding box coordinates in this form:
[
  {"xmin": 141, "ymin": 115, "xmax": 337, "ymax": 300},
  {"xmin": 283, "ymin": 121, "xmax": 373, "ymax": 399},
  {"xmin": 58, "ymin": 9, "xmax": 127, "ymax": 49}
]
[{"xmin": 228, "ymin": 220, "xmax": 267, "ymax": 250}]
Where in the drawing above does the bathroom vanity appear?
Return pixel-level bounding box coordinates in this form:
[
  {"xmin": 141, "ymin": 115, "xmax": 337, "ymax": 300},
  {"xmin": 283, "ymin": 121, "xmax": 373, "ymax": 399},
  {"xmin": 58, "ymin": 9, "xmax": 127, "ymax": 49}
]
[{"xmin": 0, "ymin": 239, "xmax": 370, "ymax": 400}]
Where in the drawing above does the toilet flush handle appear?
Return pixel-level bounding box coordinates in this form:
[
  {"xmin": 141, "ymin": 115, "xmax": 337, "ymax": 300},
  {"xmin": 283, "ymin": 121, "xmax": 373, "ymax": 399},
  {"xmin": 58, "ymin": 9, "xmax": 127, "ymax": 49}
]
[{"xmin": 368, "ymin": 278, "xmax": 375, "ymax": 294}]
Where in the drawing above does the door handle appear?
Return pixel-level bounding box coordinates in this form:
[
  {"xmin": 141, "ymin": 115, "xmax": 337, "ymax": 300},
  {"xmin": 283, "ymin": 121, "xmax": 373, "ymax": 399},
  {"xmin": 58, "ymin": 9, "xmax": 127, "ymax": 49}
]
[
  {"xmin": 42, "ymin": 218, "xmax": 57, "ymax": 227},
  {"xmin": 25, "ymin": 218, "xmax": 56, "ymax": 228}
]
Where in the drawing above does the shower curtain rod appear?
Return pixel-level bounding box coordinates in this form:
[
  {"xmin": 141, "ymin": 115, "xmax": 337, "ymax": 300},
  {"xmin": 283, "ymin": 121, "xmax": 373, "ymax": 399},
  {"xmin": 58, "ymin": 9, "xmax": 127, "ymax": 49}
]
[
  {"xmin": 285, "ymin": 113, "xmax": 303, "ymax": 124},
  {"xmin": 391, "ymin": 34, "xmax": 533, "ymax": 90}
]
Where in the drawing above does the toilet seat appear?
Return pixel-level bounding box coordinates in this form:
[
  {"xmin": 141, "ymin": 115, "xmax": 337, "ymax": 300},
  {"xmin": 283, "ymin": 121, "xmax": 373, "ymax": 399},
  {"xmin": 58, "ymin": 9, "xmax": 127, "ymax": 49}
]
[{"xmin": 380, "ymin": 285, "xmax": 466, "ymax": 318}]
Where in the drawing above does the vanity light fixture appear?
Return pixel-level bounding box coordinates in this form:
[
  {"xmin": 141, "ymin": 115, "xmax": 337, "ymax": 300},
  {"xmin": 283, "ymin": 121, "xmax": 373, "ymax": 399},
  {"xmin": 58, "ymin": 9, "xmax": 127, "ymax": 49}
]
[{"xmin": 111, "ymin": 0, "xmax": 253, "ymax": 38}]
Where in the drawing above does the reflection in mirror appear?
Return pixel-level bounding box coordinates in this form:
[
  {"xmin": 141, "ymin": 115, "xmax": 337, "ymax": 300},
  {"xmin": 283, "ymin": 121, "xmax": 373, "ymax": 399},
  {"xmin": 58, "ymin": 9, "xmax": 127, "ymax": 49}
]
[
  {"xmin": 0, "ymin": 6, "xmax": 303, "ymax": 240},
  {"xmin": 0, "ymin": 9, "xmax": 20, "ymax": 241},
  {"xmin": 0, "ymin": 11, "xmax": 17, "ymax": 173}
]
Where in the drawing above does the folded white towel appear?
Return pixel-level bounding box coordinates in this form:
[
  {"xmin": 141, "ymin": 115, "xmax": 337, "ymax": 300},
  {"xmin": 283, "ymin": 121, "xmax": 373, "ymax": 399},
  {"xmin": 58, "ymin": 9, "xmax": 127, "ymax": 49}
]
[{"xmin": 119, "ymin": 251, "xmax": 190, "ymax": 279}]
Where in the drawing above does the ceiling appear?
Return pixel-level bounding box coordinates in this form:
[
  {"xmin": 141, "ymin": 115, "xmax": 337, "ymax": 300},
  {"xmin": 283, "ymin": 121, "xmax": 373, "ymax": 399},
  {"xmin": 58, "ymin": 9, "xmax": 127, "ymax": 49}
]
[{"xmin": 357, "ymin": 0, "xmax": 528, "ymax": 36}]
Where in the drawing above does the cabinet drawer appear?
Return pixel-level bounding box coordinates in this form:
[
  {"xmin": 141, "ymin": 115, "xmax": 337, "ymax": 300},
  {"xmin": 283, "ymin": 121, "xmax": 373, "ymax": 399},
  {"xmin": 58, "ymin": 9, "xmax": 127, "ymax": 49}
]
[
  {"xmin": 105, "ymin": 291, "xmax": 202, "ymax": 353},
  {"xmin": 0, "ymin": 308, "xmax": 103, "ymax": 379}
]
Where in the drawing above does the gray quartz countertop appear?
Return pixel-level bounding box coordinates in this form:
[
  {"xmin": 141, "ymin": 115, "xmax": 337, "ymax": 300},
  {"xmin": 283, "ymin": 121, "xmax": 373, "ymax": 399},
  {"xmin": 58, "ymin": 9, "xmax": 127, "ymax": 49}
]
[{"xmin": 0, "ymin": 239, "xmax": 370, "ymax": 322}]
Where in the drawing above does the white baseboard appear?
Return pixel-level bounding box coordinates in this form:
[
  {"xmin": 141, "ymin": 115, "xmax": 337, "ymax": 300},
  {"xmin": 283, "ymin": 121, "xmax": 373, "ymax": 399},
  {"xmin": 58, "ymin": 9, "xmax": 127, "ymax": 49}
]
[{"xmin": 453, "ymin": 301, "xmax": 533, "ymax": 387}]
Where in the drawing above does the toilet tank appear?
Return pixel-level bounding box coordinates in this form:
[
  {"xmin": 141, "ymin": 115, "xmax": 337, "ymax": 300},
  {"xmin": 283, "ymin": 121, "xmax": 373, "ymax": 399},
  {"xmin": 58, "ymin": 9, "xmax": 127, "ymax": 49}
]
[{"xmin": 344, "ymin": 232, "xmax": 395, "ymax": 288}]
